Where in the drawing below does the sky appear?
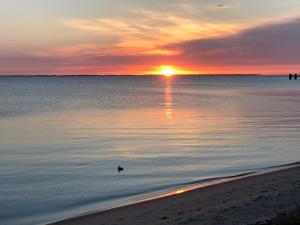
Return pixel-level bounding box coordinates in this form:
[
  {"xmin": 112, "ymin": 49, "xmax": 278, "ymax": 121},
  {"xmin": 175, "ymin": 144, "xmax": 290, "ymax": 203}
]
[{"xmin": 1, "ymin": 0, "xmax": 300, "ymax": 75}]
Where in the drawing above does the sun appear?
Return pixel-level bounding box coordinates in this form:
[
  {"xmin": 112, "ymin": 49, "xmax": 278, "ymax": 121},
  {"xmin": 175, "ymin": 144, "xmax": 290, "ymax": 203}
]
[
  {"xmin": 161, "ymin": 67, "xmax": 176, "ymax": 77},
  {"xmin": 156, "ymin": 65, "xmax": 179, "ymax": 77},
  {"xmin": 145, "ymin": 65, "xmax": 198, "ymax": 76}
]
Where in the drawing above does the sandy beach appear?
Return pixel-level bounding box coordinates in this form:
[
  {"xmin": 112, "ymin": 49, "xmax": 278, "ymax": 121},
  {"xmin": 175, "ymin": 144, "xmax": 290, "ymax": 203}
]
[{"xmin": 50, "ymin": 164, "xmax": 300, "ymax": 225}]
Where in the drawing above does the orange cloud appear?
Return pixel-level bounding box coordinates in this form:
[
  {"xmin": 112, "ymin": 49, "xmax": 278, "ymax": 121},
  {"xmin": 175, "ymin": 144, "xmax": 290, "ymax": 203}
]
[{"xmin": 62, "ymin": 8, "xmax": 246, "ymax": 56}]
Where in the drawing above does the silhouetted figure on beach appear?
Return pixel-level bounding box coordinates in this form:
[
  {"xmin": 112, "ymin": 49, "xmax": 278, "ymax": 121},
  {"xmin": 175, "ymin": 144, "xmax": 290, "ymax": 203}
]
[
  {"xmin": 289, "ymin": 74, "xmax": 293, "ymax": 80},
  {"xmin": 295, "ymin": 73, "xmax": 298, "ymax": 80},
  {"xmin": 118, "ymin": 165, "xmax": 124, "ymax": 173}
]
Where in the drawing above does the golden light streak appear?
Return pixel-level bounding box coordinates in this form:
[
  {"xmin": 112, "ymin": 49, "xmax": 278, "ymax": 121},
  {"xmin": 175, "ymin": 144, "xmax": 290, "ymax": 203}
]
[{"xmin": 175, "ymin": 189, "xmax": 186, "ymax": 194}]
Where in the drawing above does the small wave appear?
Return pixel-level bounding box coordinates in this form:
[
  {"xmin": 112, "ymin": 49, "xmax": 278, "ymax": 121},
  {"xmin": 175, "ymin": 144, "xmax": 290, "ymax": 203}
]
[{"xmin": 48, "ymin": 161, "xmax": 300, "ymax": 225}]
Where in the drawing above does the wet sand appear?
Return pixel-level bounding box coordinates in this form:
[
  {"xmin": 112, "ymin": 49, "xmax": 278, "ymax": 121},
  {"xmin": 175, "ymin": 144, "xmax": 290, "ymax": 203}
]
[{"xmin": 50, "ymin": 164, "xmax": 300, "ymax": 225}]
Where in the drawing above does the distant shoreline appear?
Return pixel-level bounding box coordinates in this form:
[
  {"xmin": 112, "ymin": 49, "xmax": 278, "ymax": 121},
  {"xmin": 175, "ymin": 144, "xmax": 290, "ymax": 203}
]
[
  {"xmin": 49, "ymin": 162, "xmax": 300, "ymax": 225},
  {"xmin": 0, "ymin": 74, "xmax": 269, "ymax": 77}
]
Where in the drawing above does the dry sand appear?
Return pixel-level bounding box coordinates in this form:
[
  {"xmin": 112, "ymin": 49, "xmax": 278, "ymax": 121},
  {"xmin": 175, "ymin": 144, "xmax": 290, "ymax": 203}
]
[{"xmin": 50, "ymin": 164, "xmax": 300, "ymax": 225}]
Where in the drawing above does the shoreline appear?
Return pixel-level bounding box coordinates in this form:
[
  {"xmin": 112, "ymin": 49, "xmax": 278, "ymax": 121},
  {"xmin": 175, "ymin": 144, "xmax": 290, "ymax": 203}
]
[{"xmin": 49, "ymin": 162, "xmax": 300, "ymax": 225}]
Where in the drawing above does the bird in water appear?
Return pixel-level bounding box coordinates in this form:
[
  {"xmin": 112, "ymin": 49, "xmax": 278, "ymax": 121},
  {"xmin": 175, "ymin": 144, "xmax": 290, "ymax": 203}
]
[{"xmin": 118, "ymin": 165, "xmax": 124, "ymax": 173}]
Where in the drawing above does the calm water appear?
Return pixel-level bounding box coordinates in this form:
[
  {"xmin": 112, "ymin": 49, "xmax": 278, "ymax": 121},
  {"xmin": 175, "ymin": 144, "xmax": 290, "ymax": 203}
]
[{"xmin": 0, "ymin": 76, "xmax": 299, "ymax": 225}]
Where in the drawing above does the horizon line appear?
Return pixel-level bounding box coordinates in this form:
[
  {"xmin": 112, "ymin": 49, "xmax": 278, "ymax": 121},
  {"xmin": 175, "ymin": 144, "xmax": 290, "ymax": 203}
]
[{"xmin": 0, "ymin": 74, "xmax": 291, "ymax": 77}]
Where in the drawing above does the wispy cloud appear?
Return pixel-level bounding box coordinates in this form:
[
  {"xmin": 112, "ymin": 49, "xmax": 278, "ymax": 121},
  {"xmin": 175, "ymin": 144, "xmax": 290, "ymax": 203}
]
[{"xmin": 61, "ymin": 8, "xmax": 246, "ymax": 56}]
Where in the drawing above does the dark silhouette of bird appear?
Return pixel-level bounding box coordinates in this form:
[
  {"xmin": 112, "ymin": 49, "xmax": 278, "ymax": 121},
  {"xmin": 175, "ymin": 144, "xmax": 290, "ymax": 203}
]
[{"xmin": 118, "ymin": 165, "xmax": 124, "ymax": 173}]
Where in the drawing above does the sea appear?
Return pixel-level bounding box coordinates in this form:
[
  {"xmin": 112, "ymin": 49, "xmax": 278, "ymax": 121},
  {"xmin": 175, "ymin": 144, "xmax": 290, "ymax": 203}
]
[{"xmin": 0, "ymin": 75, "xmax": 299, "ymax": 225}]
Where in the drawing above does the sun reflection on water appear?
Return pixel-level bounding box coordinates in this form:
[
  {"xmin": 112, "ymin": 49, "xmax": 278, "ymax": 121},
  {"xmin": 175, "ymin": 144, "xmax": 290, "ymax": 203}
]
[{"xmin": 164, "ymin": 79, "xmax": 173, "ymax": 125}]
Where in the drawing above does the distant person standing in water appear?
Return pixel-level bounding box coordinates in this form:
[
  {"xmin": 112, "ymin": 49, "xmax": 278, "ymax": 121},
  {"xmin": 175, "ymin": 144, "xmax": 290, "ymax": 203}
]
[
  {"xmin": 295, "ymin": 73, "xmax": 298, "ymax": 80},
  {"xmin": 289, "ymin": 74, "xmax": 293, "ymax": 80}
]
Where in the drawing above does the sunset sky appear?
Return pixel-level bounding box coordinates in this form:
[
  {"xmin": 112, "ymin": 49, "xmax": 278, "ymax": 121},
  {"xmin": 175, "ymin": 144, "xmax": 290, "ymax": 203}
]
[{"xmin": 1, "ymin": 0, "xmax": 300, "ymax": 75}]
